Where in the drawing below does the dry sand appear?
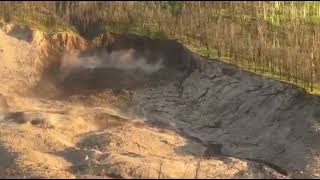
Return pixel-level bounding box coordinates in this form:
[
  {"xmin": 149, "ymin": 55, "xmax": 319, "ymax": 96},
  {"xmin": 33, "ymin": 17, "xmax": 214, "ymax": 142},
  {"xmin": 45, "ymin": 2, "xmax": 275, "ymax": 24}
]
[{"xmin": 0, "ymin": 23, "xmax": 319, "ymax": 179}]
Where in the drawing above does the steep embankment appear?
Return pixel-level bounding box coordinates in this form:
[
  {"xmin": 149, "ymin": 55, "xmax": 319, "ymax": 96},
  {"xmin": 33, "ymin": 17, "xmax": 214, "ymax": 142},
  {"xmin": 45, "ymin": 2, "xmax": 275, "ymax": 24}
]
[
  {"xmin": 0, "ymin": 23, "xmax": 254, "ymax": 179},
  {"xmin": 0, "ymin": 24, "xmax": 320, "ymax": 179}
]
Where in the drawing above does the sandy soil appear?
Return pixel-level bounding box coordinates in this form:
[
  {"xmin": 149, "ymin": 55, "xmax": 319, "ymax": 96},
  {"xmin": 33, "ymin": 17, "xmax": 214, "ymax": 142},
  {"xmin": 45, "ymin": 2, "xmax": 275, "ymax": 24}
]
[{"xmin": 0, "ymin": 23, "xmax": 319, "ymax": 179}]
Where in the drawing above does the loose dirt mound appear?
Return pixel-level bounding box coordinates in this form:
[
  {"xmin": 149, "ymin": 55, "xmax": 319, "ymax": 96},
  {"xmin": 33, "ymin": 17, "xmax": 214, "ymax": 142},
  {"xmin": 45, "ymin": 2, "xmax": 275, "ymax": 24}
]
[
  {"xmin": 0, "ymin": 24, "xmax": 320, "ymax": 179},
  {"xmin": 0, "ymin": 94, "xmax": 9, "ymax": 113}
]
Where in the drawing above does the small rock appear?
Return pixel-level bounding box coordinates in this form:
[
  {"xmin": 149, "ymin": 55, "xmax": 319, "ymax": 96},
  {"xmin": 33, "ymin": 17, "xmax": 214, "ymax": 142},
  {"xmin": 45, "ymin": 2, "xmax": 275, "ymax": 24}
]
[
  {"xmin": 92, "ymin": 149, "xmax": 103, "ymax": 155},
  {"xmin": 223, "ymin": 157, "xmax": 237, "ymax": 164},
  {"xmin": 85, "ymin": 155, "xmax": 89, "ymax": 161}
]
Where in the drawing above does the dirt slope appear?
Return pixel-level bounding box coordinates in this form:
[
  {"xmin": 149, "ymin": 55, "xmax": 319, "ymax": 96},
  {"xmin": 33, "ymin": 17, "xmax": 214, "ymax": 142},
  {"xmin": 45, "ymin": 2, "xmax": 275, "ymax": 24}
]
[{"xmin": 0, "ymin": 23, "xmax": 319, "ymax": 179}]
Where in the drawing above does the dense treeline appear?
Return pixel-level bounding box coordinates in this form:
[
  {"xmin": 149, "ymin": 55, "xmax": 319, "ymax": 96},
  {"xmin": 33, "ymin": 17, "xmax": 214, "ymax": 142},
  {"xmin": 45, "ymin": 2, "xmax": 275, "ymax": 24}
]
[{"xmin": 1, "ymin": 1, "xmax": 320, "ymax": 93}]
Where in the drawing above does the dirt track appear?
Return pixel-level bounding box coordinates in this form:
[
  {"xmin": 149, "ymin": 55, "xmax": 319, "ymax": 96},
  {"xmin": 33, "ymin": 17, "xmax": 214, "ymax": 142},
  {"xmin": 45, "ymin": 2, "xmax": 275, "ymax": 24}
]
[{"xmin": 0, "ymin": 24, "xmax": 320, "ymax": 179}]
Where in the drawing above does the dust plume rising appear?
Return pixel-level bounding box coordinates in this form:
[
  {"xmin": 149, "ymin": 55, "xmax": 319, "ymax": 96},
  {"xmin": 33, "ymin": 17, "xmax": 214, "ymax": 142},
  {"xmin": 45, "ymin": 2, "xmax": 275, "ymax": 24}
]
[{"xmin": 59, "ymin": 48, "xmax": 163, "ymax": 80}]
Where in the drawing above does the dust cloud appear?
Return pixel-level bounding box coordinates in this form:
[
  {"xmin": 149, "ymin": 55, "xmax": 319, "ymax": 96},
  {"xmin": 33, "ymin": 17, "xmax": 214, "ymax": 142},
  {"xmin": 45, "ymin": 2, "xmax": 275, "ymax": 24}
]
[{"xmin": 59, "ymin": 48, "xmax": 163, "ymax": 80}]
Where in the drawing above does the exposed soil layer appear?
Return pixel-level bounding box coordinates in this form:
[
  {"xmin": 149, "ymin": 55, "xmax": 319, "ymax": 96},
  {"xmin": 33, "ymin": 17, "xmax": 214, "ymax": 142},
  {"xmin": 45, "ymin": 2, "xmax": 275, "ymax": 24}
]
[{"xmin": 0, "ymin": 24, "xmax": 320, "ymax": 179}]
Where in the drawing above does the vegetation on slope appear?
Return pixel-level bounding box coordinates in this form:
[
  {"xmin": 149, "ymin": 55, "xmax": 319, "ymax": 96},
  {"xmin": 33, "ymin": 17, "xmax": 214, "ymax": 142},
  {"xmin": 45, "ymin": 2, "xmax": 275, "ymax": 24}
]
[{"xmin": 1, "ymin": 1, "xmax": 320, "ymax": 94}]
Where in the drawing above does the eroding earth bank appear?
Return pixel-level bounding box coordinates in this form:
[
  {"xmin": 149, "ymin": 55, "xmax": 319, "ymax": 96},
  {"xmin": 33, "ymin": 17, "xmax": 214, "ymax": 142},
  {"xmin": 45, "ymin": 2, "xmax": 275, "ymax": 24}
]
[{"xmin": 0, "ymin": 23, "xmax": 320, "ymax": 179}]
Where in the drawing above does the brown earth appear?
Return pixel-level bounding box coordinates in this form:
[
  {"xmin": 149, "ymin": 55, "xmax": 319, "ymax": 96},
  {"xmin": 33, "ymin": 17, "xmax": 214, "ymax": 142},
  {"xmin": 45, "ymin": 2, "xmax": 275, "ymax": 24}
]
[{"xmin": 0, "ymin": 23, "xmax": 319, "ymax": 179}]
